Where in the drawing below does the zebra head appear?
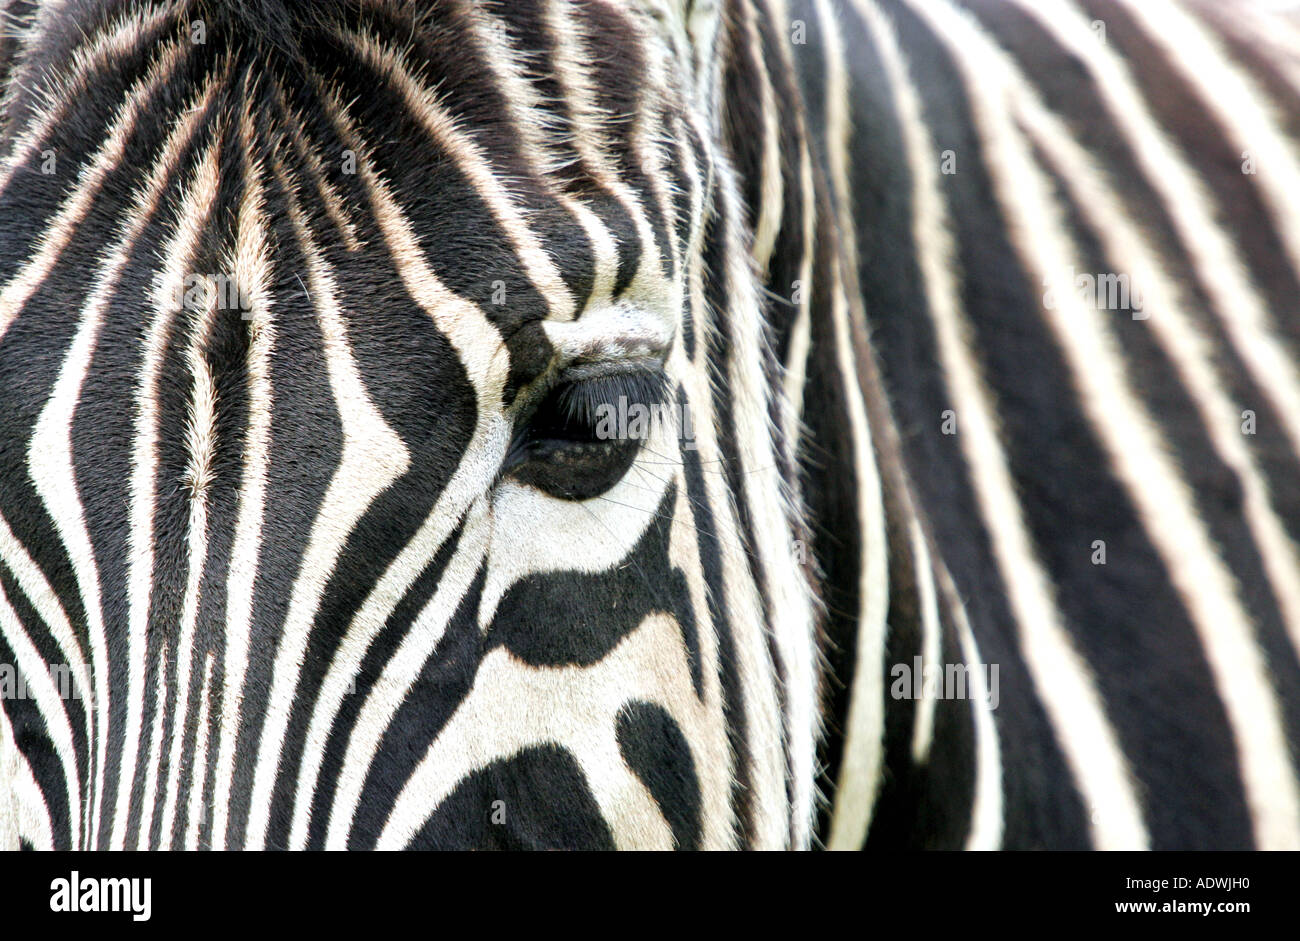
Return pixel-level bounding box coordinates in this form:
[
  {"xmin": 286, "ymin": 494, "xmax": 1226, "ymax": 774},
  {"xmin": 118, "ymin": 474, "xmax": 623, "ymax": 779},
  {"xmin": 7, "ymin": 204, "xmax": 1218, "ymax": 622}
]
[{"xmin": 0, "ymin": 0, "xmax": 819, "ymax": 850}]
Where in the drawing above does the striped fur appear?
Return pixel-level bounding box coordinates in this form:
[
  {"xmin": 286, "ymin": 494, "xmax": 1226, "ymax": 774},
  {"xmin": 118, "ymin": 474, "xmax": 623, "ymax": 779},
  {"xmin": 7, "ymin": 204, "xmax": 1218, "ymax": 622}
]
[
  {"xmin": 1, "ymin": 0, "xmax": 1299, "ymax": 852},
  {"xmin": 764, "ymin": 0, "xmax": 1300, "ymax": 848}
]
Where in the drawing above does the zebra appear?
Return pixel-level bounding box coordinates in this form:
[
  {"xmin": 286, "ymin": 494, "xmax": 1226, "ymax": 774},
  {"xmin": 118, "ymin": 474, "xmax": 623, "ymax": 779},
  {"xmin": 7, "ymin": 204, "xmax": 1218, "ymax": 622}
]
[{"xmin": 0, "ymin": 0, "xmax": 1298, "ymax": 852}]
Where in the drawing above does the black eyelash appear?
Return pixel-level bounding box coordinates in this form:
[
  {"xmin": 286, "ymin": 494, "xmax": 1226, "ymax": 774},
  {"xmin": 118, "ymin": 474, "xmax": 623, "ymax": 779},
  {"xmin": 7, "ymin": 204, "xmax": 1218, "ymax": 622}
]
[
  {"xmin": 502, "ymin": 365, "xmax": 670, "ymax": 480},
  {"xmin": 541, "ymin": 367, "xmax": 670, "ymax": 439}
]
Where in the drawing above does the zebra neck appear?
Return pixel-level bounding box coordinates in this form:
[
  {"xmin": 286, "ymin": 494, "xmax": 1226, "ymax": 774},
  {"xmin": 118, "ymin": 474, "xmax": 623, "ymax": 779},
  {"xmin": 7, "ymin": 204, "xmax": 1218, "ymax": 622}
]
[{"xmin": 708, "ymin": 0, "xmax": 986, "ymax": 848}]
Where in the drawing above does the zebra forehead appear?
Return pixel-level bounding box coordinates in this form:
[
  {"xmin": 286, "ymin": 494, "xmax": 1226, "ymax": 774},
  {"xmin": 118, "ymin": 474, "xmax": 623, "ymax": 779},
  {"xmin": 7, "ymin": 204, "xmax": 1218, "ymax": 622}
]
[{"xmin": 8, "ymin": 0, "xmax": 694, "ymax": 385}]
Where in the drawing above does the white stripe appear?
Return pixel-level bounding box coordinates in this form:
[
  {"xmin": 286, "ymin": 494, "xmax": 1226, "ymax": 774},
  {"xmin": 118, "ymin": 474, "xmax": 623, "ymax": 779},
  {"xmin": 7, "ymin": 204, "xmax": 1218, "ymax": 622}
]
[
  {"xmin": 135, "ymin": 639, "xmax": 169, "ymax": 849},
  {"xmin": 311, "ymin": 73, "xmax": 546, "ymax": 390},
  {"xmin": 934, "ymin": 562, "xmax": 1004, "ymax": 850},
  {"xmin": 780, "ymin": 140, "xmax": 815, "ymax": 459},
  {"xmin": 617, "ymin": 6, "xmax": 687, "ymax": 280},
  {"xmin": 823, "ymin": 262, "xmax": 889, "ymax": 851},
  {"xmin": 183, "ymin": 653, "xmax": 215, "ymax": 851},
  {"xmin": 666, "ymin": 462, "xmax": 745, "ymax": 849},
  {"xmin": 674, "ymin": 113, "xmax": 713, "ymax": 366},
  {"xmin": 209, "ymin": 104, "xmax": 276, "ymax": 852},
  {"xmin": 908, "ymin": 524, "xmax": 942, "ymax": 764},
  {"xmin": 735, "ymin": 0, "xmax": 784, "ymax": 275},
  {"xmin": 1007, "ymin": 54, "xmax": 1300, "ymax": 757}
]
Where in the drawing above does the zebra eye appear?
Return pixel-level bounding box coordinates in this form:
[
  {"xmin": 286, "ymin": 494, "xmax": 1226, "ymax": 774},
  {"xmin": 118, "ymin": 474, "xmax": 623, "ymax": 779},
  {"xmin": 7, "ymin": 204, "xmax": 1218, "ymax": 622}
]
[{"xmin": 505, "ymin": 366, "xmax": 669, "ymax": 501}]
